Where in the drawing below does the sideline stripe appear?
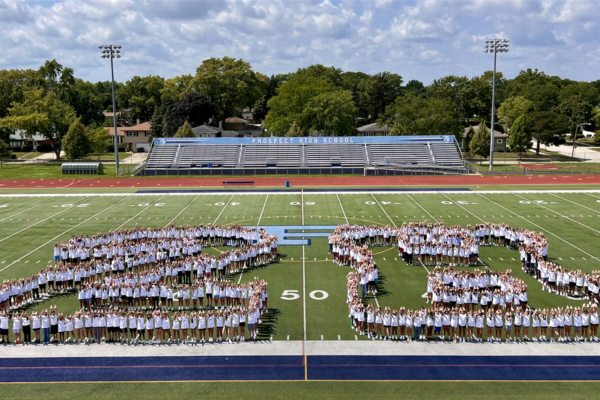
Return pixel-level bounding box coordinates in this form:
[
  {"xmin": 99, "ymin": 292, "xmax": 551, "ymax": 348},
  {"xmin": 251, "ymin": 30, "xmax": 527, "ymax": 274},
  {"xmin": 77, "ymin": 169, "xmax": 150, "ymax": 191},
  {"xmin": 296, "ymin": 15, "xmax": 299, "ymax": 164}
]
[
  {"xmin": 477, "ymin": 193, "xmax": 600, "ymax": 259},
  {"xmin": 0, "ymin": 196, "xmax": 131, "ymax": 274}
]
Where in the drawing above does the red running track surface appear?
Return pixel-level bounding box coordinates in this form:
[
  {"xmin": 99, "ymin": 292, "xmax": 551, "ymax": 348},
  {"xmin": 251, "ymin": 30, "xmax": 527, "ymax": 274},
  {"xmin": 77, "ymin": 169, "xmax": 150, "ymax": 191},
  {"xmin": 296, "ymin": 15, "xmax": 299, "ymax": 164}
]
[{"xmin": 0, "ymin": 175, "xmax": 599, "ymax": 189}]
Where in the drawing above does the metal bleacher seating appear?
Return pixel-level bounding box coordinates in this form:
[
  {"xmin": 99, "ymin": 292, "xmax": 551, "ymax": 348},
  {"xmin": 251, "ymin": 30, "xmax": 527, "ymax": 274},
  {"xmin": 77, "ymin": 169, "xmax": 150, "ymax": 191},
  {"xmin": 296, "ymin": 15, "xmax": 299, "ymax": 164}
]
[
  {"xmin": 145, "ymin": 145, "xmax": 178, "ymax": 168},
  {"xmin": 243, "ymin": 144, "xmax": 301, "ymax": 167},
  {"xmin": 306, "ymin": 144, "xmax": 366, "ymax": 167},
  {"xmin": 430, "ymin": 142, "xmax": 464, "ymax": 166},
  {"xmin": 178, "ymin": 144, "xmax": 239, "ymax": 168},
  {"xmin": 367, "ymin": 143, "xmax": 431, "ymax": 165}
]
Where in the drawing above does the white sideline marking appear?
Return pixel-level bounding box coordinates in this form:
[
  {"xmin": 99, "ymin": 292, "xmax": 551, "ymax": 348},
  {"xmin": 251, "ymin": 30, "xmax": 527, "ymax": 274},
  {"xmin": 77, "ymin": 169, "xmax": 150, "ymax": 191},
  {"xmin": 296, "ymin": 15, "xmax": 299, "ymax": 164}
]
[
  {"xmin": 338, "ymin": 335, "xmax": 341, "ymax": 340},
  {"xmin": 0, "ymin": 197, "xmax": 130, "ymax": 274},
  {"xmin": 478, "ymin": 194, "xmax": 600, "ymax": 260},
  {"xmin": 321, "ymin": 335, "xmax": 323, "ymax": 340},
  {"xmin": 287, "ymin": 335, "xmax": 289, "ymax": 341}
]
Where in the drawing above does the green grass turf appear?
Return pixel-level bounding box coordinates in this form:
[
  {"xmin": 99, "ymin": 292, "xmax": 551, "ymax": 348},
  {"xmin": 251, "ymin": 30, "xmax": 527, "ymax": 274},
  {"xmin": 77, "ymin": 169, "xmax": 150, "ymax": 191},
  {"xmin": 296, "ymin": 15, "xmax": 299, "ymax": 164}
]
[
  {"xmin": 2, "ymin": 191, "xmax": 600, "ymax": 343},
  {"xmin": 6, "ymin": 382, "xmax": 600, "ymax": 400}
]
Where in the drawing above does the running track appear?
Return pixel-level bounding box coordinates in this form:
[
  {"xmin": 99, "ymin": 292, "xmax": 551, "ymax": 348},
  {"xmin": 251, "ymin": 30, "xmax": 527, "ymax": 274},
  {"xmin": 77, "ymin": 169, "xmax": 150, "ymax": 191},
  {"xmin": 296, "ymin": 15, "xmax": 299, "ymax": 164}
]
[
  {"xmin": 2, "ymin": 356, "xmax": 600, "ymax": 382},
  {"xmin": 0, "ymin": 175, "xmax": 598, "ymax": 190}
]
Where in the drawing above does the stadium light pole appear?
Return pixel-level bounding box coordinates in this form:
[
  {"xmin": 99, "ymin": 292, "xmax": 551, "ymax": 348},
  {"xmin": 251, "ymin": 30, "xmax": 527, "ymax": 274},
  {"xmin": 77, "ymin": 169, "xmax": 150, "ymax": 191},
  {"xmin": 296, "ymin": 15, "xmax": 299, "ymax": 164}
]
[
  {"xmin": 484, "ymin": 39, "xmax": 509, "ymax": 171},
  {"xmin": 100, "ymin": 45, "xmax": 122, "ymax": 175},
  {"xmin": 571, "ymin": 122, "xmax": 591, "ymax": 158}
]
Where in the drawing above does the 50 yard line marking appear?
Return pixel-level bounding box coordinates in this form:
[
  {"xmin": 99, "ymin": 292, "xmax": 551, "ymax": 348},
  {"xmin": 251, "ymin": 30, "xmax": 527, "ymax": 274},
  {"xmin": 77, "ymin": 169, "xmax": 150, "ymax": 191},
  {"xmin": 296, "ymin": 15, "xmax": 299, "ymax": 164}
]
[
  {"xmin": 0, "ymin": 196, "xmax": 131, "ymax": 273},
  {"xmin": 301, "ymin": 189, "xmax": 307, "ymax": 380},
  {"xmin": 336, "ymin": 194, "xmax": 349, "ymax": 224},
  {"xmin": 477, "ymin": 193, "xmax": 600, "ymax": 260}
]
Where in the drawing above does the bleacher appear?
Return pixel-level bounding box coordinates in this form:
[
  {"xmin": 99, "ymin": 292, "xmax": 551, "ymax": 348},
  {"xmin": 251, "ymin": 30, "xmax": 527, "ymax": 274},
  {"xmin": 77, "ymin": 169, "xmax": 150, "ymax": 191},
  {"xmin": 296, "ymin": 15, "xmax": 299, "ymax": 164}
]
[
  {"xmin": 141, "ymin": 136, "xmax": 468, "ymax": 176},
  {"xmin": 306, "ymin": 143, "xmax": 366, "ymax": 167}
]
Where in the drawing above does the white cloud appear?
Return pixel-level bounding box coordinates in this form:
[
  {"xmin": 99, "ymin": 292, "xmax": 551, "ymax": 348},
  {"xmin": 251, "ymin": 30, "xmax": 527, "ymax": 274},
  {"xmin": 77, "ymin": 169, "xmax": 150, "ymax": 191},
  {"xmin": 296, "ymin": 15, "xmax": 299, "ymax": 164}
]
[{"xmin": 0, "ymin": 0, "xmax": 597, "ymax": 84}]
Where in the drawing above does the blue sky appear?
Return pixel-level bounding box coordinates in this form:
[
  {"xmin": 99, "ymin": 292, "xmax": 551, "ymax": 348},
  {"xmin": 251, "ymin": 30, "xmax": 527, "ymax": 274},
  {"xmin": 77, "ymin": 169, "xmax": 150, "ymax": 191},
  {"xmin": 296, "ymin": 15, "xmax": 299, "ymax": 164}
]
[{"xmin": 1, "ymin": 0, "xmax": 599, "ymax": 84}]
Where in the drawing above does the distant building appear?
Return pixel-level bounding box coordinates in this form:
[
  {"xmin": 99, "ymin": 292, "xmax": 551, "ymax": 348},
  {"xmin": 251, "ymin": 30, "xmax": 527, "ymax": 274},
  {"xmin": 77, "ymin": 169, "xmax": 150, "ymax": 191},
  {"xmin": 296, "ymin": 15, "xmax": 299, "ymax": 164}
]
[
  {"xmin": 356, "ymin": 123, "xmax": 390, "ymax": 136},
  {"xmin": 9, "ymin": 130, "xmax": 53, "ymax": 150},
  {"xmin": 463, "ymin": 124, "xmax": 507, "ymax": 152},
  {"xmin": 122, "ymin": 121, "xmax": 152, "ymax": 152}
]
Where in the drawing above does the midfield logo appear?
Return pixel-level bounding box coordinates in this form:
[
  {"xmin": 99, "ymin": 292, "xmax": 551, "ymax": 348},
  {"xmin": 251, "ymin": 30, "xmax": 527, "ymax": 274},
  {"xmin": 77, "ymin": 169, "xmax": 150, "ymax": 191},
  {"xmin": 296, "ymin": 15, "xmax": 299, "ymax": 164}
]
[{"xmin": 258, "ymin": 225, "xmax": 337, "ymax": 246}]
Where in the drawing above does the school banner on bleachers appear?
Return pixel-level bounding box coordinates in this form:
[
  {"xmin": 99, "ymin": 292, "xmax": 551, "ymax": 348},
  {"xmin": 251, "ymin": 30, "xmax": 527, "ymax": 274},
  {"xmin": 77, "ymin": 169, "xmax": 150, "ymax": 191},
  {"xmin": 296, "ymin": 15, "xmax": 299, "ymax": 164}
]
[{"xmin": 154, "ymin": 135, "xmax": 455, "ymax": 146}]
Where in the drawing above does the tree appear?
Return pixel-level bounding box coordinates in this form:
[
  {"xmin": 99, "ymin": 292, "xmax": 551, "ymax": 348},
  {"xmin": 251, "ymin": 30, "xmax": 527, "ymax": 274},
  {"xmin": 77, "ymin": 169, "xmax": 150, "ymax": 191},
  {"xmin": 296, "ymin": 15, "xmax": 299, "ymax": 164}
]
[
  {"xmin": 508, "ymin": 114, "xmax": 533, "ymax": 157},
  {"xmin": 172, "ymin": 92, "xmax": 215, "ymax": 128},
  {"xmin": 174, "ymin": 121, "xmax": 195, "ymax": 138},
  {"xmin": 149, "ymin": 108, "xmax": 164, "ymax": 142},
  {"xmin": 469, "ymin": 123, "xmax": 491, "ymax": 163},
  {"xmin": 594, "ymin": 131, "xmax": 600, "ymax": 145},
  {"xmin": 88, "ymin": 126, "xmax": 111, "ymax": 153},
  {"xmin": 264, "ymin": 75, "xmax": 334, "ymax": 136},
  {"xmin": 341, "ymin": 71, "xmax": 370, "ymax": 119},
  {"xmin": 382, "ymin": 93, "xmax": 462, "ymax": 137},
  {"xmin": 0, "ymin": 89, "xmax": 75, "ymax": 159},
  {"xmin": 286, "ymin": 121, "xmax": 302, "ymax": 137},
  {"xmin": 62, "ymin": 118, "xmax": 92, "ymax": 159},
  {"xmin": 116, "ymin": 75, "xmax": 165, "ymax": 122},
  {"xmin": 160, "ymin": 75, "xmax": 193, "ymax": 109},
  {"xmin": 0, "ymin": 139, "xmax": 11, "ymax": 161},
  {"xmin": 508, "ymin": 69, "xmax": 561, "ymax": 111},
  {"xmin": 463, "ymin": 126, "xmax": 475, "ymax": 155},
  {"xmin": 555, "ymin": 94, "xmax": 593, "ymax": 126},
  {"xmin": 295, "ymin": 64, "xmax": 344, "ymax": 88},
  {"xmin": 362, "ymin": 72, "xmax": 403, "ymax": 120},
  {"xmin": 162, "ymin": 106, "xmax": 177, "ymax": 138},
  {"xmin": 427, "ymin": 75, "xmax": 490, "ymax": 125},
  {"xmin": 529, "ymin": 111, "xmax": 572, "ymax": 155},
  {"xmin": 253, "ymin": 75, "xmax": 282, "ymax": 122},
  {"xmin": 191, "ymin": 57, "xmax": 264, "ymax": 126},
  {"xmin": 298, "ymin": 90, "xmax": 357, "ymax": 136},
  {"xmin": 405, "ymin": 79, "xmax": 424, "ymax": 94},
  {"xmin": 497, "ymin": 96, "xmax": 535, "ymax": 130}
]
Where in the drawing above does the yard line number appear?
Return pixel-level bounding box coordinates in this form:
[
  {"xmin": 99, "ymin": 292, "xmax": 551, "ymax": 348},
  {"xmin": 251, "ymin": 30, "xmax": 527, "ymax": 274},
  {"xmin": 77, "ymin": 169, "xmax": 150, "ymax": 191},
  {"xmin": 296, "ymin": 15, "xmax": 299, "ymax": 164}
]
[{"xmin": 281, "ymin": 289, "xmax": 329, "ymax": 301}]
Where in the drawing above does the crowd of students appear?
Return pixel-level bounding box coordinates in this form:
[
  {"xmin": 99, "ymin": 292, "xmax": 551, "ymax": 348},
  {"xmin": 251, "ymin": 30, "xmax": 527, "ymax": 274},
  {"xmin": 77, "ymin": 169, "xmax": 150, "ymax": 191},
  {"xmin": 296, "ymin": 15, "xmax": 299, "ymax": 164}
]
[
  {"xmin": 0, "ymin": 224, "xmax": 277, "ymax": 345},
  {"xmin": 339, "ymin": 222, "xmax": 600, "ymax": 343}
]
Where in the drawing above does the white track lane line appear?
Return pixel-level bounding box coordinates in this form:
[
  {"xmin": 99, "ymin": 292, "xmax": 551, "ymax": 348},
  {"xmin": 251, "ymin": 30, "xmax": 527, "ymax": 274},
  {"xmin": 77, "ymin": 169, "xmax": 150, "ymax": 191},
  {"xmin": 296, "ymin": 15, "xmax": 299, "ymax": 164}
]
[
  {"xmin": 550, "ymin": 193, "xmax": 600, "ymax": 214},
  {"xmin": 477, "ymin": 193, "xmax": 600, "ymax": 260},
  {"xmin": 371, "ymin": 193, "xmax": 396, "ymax": 227},
  {"xmin": 336, "ymin": 194, "xmax": 349, "ymax": 225},
  {"xmin": 0, "ymin": 196, "xmax": 131, "ymax": 273},
  {"xmin": 116, "ymin": 194, "xmax": 167, "ymax": 230},
  {"xmin": 405, "ymin": 193, "xmax": 439, "ymax": 223},
  {"xmin": 165, "ymin": 195, "xmax": 199, "ymax": 227},
  {"xmin": 0, "ymin": 196, "xmax": 94, "ymax": 243},
  {"xmin": 212, "ymin": 195, "xmax": 234, "ymax": 225},
  {"xmin": 513, "ymin": 193, "xmax": 600, "ymax": 235},
  {"xmin": 257, "ymin": 194, "xmax": 269, "ymax": 227},
  {"xmin": 0, "ymin": 197, "xmax": 56, "ymax": 221}
]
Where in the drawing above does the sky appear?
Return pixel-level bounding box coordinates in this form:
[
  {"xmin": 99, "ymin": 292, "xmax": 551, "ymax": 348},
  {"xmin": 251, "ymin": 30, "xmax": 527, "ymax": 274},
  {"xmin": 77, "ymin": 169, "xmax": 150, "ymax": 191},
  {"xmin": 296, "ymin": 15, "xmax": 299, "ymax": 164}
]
[{"xmin": 1, "ymin": 0, "xmax": 599, "ymax": 84}]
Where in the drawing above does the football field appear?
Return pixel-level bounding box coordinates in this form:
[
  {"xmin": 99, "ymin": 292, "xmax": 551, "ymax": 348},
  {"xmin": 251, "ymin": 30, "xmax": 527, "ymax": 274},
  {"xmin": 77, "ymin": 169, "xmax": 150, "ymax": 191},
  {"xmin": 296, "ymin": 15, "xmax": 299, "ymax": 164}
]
[{"xmin": 2, "ymin": 189, "xmax": 600, "ymax": 342}]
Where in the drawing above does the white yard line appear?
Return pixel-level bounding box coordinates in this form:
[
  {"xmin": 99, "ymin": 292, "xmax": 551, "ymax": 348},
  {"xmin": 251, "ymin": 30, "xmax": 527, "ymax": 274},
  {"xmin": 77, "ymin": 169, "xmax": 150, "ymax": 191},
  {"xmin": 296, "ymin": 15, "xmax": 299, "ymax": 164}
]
[
  {"xmin": 436, "ymin": 192, "xmax": 485, "ymax": 223},
  {"xmin": 0, "ymin": 197, "xmax": 55, "ymax": 220},
  {"xmin": 513, "ymin": 193, "xmax": 600, "ymax": 235},
  {"xmin": 212, "ymin": 195, "xmax": 234, "ymax": 224},
  {"xmin": 0, "ymin": 196, "xmax": 94, "ymax": 243},
  {"xmin": 550, "ymin": 193, "xmax": 600, "ymax": 214},
  {"xmin": 257, "ymin": 194, "xmax": 269, "ymax": 227},
  {"xmin": 371, "ymin": 193, "xmax": 396, "ymax": 227},
  {"xmin": 336, "ymin": 194, "xmax": 349, "ymax": 224},
  {"xmin": 116, "ymin": 194, "xmax": 167, "ymax": 230},
  {"xmin": 301, "ymin": 190, "xmax": 307, "ymax": 343},
  {"xmin": 0, "ymin": 196, "xmax": 131, "ymax": 274},
  {"xmin": 405, "ymin": 193, "xmax": 439, "ymax": 223},
  {"xmin": 165, "ymin": 195, "xmax": 199, "ymax": 227},
  {"xmin": 477, "ymin": 193, "xmax": 600, "ymax": 260}
]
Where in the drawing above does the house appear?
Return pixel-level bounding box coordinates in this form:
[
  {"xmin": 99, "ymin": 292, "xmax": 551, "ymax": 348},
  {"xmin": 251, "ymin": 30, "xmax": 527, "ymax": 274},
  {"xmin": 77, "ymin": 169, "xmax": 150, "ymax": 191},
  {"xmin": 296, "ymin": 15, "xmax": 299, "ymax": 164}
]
[
  {"xmin": 192, "ymin": 124, "xmax": 223, "ymax": 138},
  {"xmin": 356, "ymin": 123, "xmax": 390, "ymax": 136},
  {"xmin": 223, "ymin": 117, "xmax": 250, "ymax": 130},
  {"xmin": 121, "ymin": 121, "xmax": 152, "ymax": 152},
  {"xmin": 463, "ymin": 124, "xmax": 507, "ymax": 152},
  {"xmin": 105, "ymin": 126, "xmax": 127, "ymax": 145},
  {"xmin": 9, "ymin": 130, "xmax": 54, "ymax": 150},
  {"xmin": 103, "ymin": 108, "xmax": 132, "ymax": 126}
]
